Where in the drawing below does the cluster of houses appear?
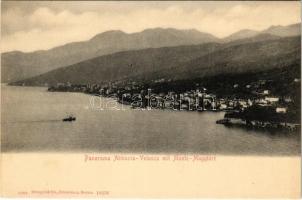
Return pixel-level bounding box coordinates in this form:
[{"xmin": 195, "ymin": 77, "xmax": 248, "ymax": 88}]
[
  {"xmin": 48, "ymin": 79, "xmax": 297, "ymax": 114},
  {"xmin": 232, "ymin": 78, "xmax": 300, "ymax": 113}
]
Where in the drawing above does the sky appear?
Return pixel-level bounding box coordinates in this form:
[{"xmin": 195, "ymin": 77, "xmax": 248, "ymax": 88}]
[{"xmin": 1, "ymin": 1, "xmax": 301, "ymax": 52}]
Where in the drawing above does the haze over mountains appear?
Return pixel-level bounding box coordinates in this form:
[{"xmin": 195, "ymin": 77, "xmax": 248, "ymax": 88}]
[{"xmin": 2, "ymin": 23, "xmax": 301, "ymax": 84}]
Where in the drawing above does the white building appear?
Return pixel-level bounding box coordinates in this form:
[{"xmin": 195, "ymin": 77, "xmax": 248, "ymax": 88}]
[
  {"xmin": 265, "ymin": 97, "xmax": 279, "ymax": 103},
  {"xmin": 276, "ymin": 107, "xmax": 287, "ymax": 113}
]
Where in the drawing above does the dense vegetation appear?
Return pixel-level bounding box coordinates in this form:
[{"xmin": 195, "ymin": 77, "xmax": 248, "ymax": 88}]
[
  {"xmin": 147, "ymin": 63, "xmax": 300, "ymax": 98},
  {"xmin": 225, "ymin": 105, "xmax": 300, "ymax": 124}
]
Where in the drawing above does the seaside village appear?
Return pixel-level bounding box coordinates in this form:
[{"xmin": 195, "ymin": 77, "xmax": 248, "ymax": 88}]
[
  {"xmin": 48, "ymin": 77, "xmax": 301, "ymax": 131},
  {"xmin": 48, "ymin": 79, "xmax": 299, "ymax": 112}
]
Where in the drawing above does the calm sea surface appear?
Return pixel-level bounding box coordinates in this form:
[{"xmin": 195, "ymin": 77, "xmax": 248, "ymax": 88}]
[{"xmin": 1, "ymin": 85, "xmax": 300, "ymax": 155}]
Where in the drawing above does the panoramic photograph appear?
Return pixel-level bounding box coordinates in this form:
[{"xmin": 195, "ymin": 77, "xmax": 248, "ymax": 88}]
[{"xmin": 1, "ymin": 1, "xmax": 301, "ymax": 155}]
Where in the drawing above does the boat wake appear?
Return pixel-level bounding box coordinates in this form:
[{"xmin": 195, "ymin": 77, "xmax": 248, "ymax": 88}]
[{"xmin": 1, "ymin": 119, "xmax": 63, "ymax": 124}]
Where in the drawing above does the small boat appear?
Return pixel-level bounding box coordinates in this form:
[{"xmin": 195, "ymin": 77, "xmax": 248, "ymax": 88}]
[{"xmin": 63, "ymin": 115, "xmax": 76, "ymax": 122}]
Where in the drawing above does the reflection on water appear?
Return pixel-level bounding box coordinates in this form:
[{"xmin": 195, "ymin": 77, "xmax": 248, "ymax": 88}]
[{"xmin": 1, "ymin": 85, "xmax": 301, "ymax": 155}]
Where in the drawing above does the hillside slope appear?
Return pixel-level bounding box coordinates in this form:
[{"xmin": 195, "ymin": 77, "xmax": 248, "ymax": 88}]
[
  {"xmin": 11, "ymin": 36, "xmax": 300, "ymax": 87},
  {"xmin": 1, "ymin": 28, "xmax": 218, "ymax": 83},
  {"xmin": 167, "ymin": 36, "xmax": 300, "ymax": 80},
  {"xmin": 2, "ymin": 23, "xmax": 300, "ymax": 83}
]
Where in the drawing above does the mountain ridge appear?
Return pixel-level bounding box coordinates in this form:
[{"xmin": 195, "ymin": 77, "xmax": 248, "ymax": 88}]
[
  {"xmin": 2, "ymin": 28, "xmax": 219, "ymax": 83},
  {"xmin": 2, "ymin": 23, "xmax": 300, "ymax": 83},
  {"xmin": 10, "ymin": 36, "xmax": 300, "ymax": 87}
]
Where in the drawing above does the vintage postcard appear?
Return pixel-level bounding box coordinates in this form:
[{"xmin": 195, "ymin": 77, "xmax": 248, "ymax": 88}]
[{"xmin": 1, "ymin": 1, "xmax": 301, "ymax": 198}]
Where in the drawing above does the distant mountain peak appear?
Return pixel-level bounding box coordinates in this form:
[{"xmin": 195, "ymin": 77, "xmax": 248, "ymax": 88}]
[
  {"xmin": 266, "ymin": 23, "xmax": 300, "ymax": 29},
  {"xmin": 11, "ymin": 36, "xmax": 300, "ymax": 87},
  {"xmin": 141, "ymin": 27, "xmax": 200, "ymax": 33},
  {"xmin": 288, "ymin": 23, "xmax": 301, "ymax": 27},
  {"xmin": 2, "ymin": 50, "xmax": 23, "ymax": 55},
  {"xmin": 235, "ymin": 29, "xmax": 258, "ymax": 33},
  {"xmin": 90, "ymin": 30, "xmax": 127, "ymax": 41},
  {"xmin": 3, "ymin": 23, "xmax": 300, "ymax": 83},
  {"xmin": 224, "ymin": 29, "xmax": 259, "ymax": 42},
  {"xmin": 223, "ymin": 23, "xmax": 300, "ymax": 42},
  {"xmin": 268, "ymin": 24, "xmax": 283, "ymax": 28},
  {"xmin": 2, "ymin": 27, "xmax": 218, "ymax": 83},
  {"xmin": 263, "ymin": 23, "xmax": 301, "ymax": 37}
]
